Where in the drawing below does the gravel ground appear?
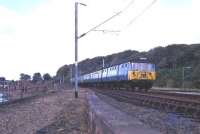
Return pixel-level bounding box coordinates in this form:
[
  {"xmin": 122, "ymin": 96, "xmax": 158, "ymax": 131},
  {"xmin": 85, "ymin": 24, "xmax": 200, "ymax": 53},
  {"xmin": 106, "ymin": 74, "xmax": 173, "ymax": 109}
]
[
  {"xmin": 96, "ymin": 92, "xmax": 200, "ymax": 134},
  {"xmin": 36, "ymin": 91, "xmax": 89, "ymax": 134},
  {"xmin": 0, "ymin": 89, "xmax": 89, "ymax": 134}
]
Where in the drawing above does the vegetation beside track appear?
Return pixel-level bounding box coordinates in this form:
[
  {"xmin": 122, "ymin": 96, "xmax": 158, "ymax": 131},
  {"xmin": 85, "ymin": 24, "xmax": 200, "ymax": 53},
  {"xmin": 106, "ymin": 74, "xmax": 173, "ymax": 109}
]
[{"xmin": 57, "ymin": 44, "xmax": 200, "ymax": 89}]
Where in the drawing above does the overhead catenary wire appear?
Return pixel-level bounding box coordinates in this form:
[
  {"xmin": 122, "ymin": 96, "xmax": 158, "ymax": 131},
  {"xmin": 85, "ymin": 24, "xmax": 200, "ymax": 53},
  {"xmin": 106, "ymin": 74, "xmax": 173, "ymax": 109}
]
[
  {"xmin": 92, "ymin": 29, "xmax": 120, "ymax": 35},
  {"xmin": 92, "ymin": 30, "xmax": 120, "ymax": 33},
  {"xmin": 78, "ymin": 0, "xmax": 135, "ymax": 38},
  {"xmin": 127, "ymin": 0, "xmax": 157, "ymax": 26}
]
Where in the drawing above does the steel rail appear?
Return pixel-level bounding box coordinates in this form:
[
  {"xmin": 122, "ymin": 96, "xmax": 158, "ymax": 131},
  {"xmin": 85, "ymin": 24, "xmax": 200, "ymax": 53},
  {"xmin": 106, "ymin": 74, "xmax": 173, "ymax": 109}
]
[{"xmin": 94, "ymin": 89, "xmax": 200, "ymax": 120}]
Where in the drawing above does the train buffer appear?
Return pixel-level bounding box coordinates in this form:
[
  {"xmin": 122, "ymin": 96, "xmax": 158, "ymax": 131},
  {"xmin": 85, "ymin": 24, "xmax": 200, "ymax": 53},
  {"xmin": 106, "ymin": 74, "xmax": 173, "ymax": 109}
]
[{"xmin": 87, "ymin": 92, "xmax": 161, "ymax": 134}]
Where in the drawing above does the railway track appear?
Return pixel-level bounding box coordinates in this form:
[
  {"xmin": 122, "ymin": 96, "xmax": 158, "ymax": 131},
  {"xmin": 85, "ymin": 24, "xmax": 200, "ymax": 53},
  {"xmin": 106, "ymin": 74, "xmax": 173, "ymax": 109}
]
[
  {"xmin": 94, "ymin": 88, "xmax": 200, "ymax": 121},
  {"xmin": 149, "ymin": 89, "xmax": 200, "ymax": 101}
]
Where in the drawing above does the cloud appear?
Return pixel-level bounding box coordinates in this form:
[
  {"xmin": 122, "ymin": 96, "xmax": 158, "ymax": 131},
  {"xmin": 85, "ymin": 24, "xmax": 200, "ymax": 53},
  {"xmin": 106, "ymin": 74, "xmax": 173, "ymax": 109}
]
[
  {"xmin": 0, "ymin": 0, "xmax": 74, "ymax": 80},
  {"xmin": 0, "ymin": 0, "xmax": 200, "ymax": 80}
]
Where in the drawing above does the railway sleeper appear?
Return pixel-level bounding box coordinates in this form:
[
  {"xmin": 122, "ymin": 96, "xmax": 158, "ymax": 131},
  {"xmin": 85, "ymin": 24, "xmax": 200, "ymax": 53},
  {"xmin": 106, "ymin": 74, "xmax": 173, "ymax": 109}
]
[
  {"xmin": 185, "ymin": 108, "xmax": 198, "ymax": 117},
  {"xmin": 96, "ymin": 90, "xmax": 200, "ymax": 120},
  {"xmin": 192, "ymin": 111, "xmax": 200, "ymax": 119}
]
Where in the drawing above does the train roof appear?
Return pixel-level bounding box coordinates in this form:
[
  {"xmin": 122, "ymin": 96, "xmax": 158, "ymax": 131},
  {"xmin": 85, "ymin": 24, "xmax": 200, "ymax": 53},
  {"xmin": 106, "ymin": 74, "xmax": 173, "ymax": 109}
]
[{"xmin": 81, "ymin": 58, "xmax": 154, "ymax": 76}]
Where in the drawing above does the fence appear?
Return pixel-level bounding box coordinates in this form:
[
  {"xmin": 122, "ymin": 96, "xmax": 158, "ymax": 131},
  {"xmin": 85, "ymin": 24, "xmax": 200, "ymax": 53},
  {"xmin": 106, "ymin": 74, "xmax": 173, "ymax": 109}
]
[{"xmin": 0, "ymin": 81, "xmax": 56, "ymax": 104}]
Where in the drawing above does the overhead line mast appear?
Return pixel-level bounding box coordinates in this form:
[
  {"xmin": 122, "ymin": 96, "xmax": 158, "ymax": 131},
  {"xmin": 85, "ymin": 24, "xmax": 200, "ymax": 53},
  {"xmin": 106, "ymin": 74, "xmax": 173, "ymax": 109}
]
[
  {"xmin": 74, "ymin": 0, "xmax": 135, "ymax": 98},
  {"xmin": 73, "ymin": 0, "xmax": 156, "ymax": 98}
]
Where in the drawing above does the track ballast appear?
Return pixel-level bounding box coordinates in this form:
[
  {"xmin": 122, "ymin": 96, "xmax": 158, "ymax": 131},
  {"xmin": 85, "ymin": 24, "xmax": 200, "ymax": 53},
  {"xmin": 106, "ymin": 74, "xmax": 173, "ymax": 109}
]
[{"xmin": 94, "ymin": 88, "xmax": 200, "ymax": 121}]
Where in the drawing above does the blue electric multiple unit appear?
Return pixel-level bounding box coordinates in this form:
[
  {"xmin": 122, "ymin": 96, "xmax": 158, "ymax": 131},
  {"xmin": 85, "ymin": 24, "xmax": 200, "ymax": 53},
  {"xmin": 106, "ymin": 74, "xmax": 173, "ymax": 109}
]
[{"xmin": 72, "ymin": 60, "xmax": 156, "ymax": 91}]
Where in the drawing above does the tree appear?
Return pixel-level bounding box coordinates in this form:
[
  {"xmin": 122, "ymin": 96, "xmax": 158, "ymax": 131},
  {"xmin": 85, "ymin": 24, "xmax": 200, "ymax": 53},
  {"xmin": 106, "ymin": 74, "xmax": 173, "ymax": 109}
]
[
  {"xmin": 43, "ymin": 73, "xmax": 52, "ymax": 81},
  {"xmin": 0, "ymin": 77, "xmax": 6, "ymax": 87},
  {"xmin": 20, "ymin": 73, "xmax": 31, "ymax": 81},
  {"xmin": 0, "ymin": 77, "xmax": 6, "ymax": 82},
  {"xmin": 192, "ymin": 64, "xmax": 200, "ymax": 88},
  {"xmin": 32, "ymin": 73, "xmax": 42, "ymax": 83}
]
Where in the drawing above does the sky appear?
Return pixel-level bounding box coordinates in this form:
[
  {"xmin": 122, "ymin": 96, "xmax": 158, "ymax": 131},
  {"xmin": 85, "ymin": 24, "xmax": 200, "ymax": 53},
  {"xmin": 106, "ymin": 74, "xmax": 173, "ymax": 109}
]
[{"xmin": 0, "ymin": 0, "xmax": 200, "ymax": 80}]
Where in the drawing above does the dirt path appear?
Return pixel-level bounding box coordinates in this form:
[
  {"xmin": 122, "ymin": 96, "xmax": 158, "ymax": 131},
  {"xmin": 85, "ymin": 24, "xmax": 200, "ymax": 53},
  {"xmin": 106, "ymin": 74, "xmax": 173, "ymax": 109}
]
[{"xmin": 0, "ymin": 90, "xmax": 89, "ymax": 134}]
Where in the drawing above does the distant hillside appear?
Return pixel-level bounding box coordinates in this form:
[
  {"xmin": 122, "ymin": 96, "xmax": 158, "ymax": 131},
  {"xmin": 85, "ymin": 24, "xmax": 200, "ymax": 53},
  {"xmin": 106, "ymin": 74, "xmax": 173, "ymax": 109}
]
[{"xmin": 56, "ymin": 44, "xmax": 200, "ymax": 89}]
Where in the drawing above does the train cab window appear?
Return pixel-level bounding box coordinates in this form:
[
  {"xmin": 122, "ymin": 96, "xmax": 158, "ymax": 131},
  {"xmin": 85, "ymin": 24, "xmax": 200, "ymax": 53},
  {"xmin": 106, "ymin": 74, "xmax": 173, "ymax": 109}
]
[{"xmin": 132, "ymin": 63, "xmax": 135, "ymax": 69}]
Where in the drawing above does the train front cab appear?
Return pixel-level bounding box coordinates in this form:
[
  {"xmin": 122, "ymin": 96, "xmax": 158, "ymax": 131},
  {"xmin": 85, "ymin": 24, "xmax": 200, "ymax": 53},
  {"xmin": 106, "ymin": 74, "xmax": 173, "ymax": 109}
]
[{"xmin": 128, "ymin": 63, "xmax": 156, "ymax": 89}]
